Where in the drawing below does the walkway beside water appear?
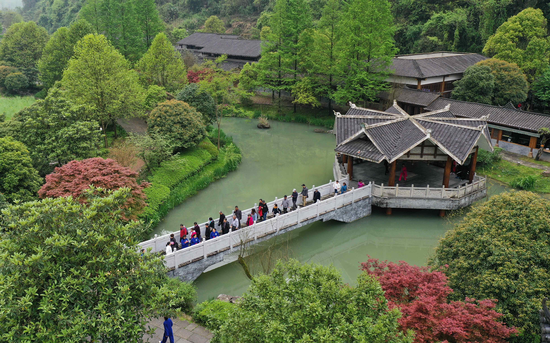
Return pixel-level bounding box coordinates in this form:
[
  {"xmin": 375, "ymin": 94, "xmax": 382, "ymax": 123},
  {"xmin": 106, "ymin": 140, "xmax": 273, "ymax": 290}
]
[{"xmin": 143, "ymin": 317, "xmax": 212, "ymax": 343}]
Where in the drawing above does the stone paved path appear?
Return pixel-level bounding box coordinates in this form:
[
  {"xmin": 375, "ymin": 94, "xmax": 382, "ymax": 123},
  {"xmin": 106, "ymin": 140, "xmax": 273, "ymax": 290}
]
[
  {"xmin": 501, "ymin": 150, "xmax": 550, "ymax": 171},
  {"xmin": 143, "ymin": 317, "xmax": 212, "ymax": 343}
]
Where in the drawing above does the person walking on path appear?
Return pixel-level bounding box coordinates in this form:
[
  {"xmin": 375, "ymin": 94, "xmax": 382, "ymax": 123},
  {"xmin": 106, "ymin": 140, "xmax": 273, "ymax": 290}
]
[
  {"xmin": 165, "ymin": 242, "xmax": 172, "ymax": 255},
  {"xmin": 204, "ymin": 223, "xmax": 211, "ymax": 241},
  {"xmin": 210, "ymin": 228, "xmax": 219, "ymax": 239},
  {"xmin": 358, "ymin": 180, "xmax": 365, "ymax": 188},
  {"xmin": 246, "ymin": 213, "xmax": 254, "ymax": 226},
  {"xmin": 234, "ymin": 206, "xmax": 242, "ymax": 228},
  {"xmin": 208, "ymin": 217, "xmax": 215, "ymax": 234},
  {"xmin": 272, "ymin": 204, "xmax": 281, "ymax": 216},
  {"xmin": 291, "ymin": 189, "xmax": 298, "ymax": 209},
  {"xmin": 180, "ymin": 235, "xmax": 189, "ymax": 249},
  {"xmin": 160, "ymin": 317, "xmax": 174, "ymax": 343},
  {"xmin": 399, "ymin": 163, "xmax": 408, "ymax": 182},
  {"xmin": 281, "ymin": 195, "xmax": 290, "ymax": 213},
  {"xmin": 231, "ymin": 215, "xmax": 239, "ymax": 231},
  {"xmin": 251, "ymin": 208, "xmax": 259, "ymax": 222},
  {"xmin": 341, "ymin": 182, "xmax": 348, "ymax": 194},
  {"xmin": 260, "ymin": 200, "xmax": 268, "ymax": 221},
  {"xmin": 218, "ymin": 211, "xmax": 225, "ymax": 230},
  {"xmin": 258, "ymin": 205, "xmax": 263, "ymax": 222},
  {"xmin": 333, "ymin": 180, "xmax": 341, "ymax": 195},
  {"xmin": 301, "ymin": 184, "xmax": 308, "ymax": 207},
  {"xmin": 179, "ymin": 224, "xmax": 188, "ymax": 240},
  {"xmin": 169, "ymin": 234, "xmax": 177, "ymax": 251},
  {"xmin": 313, "ymin": 189, "xmax": 321, "ymax": 203},
  {"xmin": 190, "ymin": 232, "xmax": 200, "ymax": 246},
  {"xmin": 222, "ymin": 218, "xmax": 230, "ymax": 234},
  {"xmin": 193, "ymin": 222, "xmax": 201, "ymax": 240}
]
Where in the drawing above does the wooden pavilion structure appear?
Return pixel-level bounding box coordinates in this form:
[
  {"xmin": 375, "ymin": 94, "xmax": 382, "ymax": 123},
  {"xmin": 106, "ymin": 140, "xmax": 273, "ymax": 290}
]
[{"xmin": 334, "ymin": 101, "xmax": 493, "ymax": 215}]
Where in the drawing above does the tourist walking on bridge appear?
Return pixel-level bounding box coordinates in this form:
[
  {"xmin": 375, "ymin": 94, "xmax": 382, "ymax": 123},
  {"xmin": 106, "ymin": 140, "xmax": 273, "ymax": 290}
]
[
  {"xmin": 247, "ymin": 213, "xmax": 254, "ymax": 226},
  {"xmin": 234, "ymin": 206, "xmax": 242, "ymax": 228},
  {"xmin": 313, "ymin": 189, "xmax": 321, "ymax": 203},
  {"xmin": 291, "ymin": 189, "xmax": 298, "ymax": 209},
  {"xmin": 169, "ymin": 234, "xmax": 177, "ymax": 251},
  {"xmin": 301, "ymin": 184, "xmax": 308, "ymax": 206},
  {"xmin": 165, "ymin": 242, "xmax": 172, "ymax": 255},
  {"xmin": 193, "ymin": 222, "xmax": 201, "ymax": 239},
  {"xmin": 282, "ymin": 195, "xmax": 290, "ymax": 213},
  {"xmin": 272, "ymin": 204, "xmax": 281, "ymax": 216},
  {"xmin": 204, "ymin": 223, "xmax": 211, "ymax": 241},
  {"xmin": 358, "ymin": 180, "xmax": 365, "ymax": 188},
  {"xmin": 341, "ymin": 182, "xmax": 348, "ymax": 194},
  {"xmin": 180, "ymin": 235, "xmax": 189, "ymax": 249},
  {"xmin": 231, "ymin": 215, "xmax": 239, "ymax": 231},
  {"xmin": 210, "ymin": 228, "xmax": 219, "ymax": 239},
  {"xmin": 209, "ymin": 217, "xmax": 215, "ymax": 233},
  {"xmin": 179, "ymin": 224, "xmax": 188, "ymax": 240},
  {"xmin": 160, "ymin": 317, "xmax": 174, "ymax": 343},
  {"xmin": 251, "ymin": 208, "xmax": 258, "ymax": 222},
  {"xmin": 190, "ymin": 232, "xmax": 200, "ymax": 246},
  {"xmin": 218, "ymin": 211, "xmax": 225, "ymax": 230},
  {"xmin": 260, "ymin": 199, "xmax": 268, "ymax": 221},
  {"xmin": 333, "ymin": 180, "xmax": 341, "ymax": 195}
]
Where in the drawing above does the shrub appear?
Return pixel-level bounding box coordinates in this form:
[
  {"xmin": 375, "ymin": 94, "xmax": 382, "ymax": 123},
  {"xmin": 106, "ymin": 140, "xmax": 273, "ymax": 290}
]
[
  {"xmin": 0, "ymin": 65, "xmax": 18, "ymax": 86},
  {"xmin": 193, "ymin": 300, "xmax": 235, "ymax": 331},
  {"xmin": 148, "ymin": 148, "xmax": 213, "ymax": 189},
  {"xmin": 129, "ymin": 133, "xmax": 173, "ymax": 172},
  {"xmin": 153, "ymin": 277, "xmax": 197, "ymax": 316},
  {"xmin": 0, "ymin": 136, "xmax": 42, "ymax": 202},
  {"xmin": 431, "ymin": 191, "xmax": 550, "ymax": 343},
  {"xmin": 144, "ymin": 85, "xmax": 167, "ymax": 111},
  {"xmin": 176, "ymin": 83, "xmax": 216, "ymax": 124},
  {"xmin": 142, "ymin": 183, "xmax": 171, "ymax": 219},
  {"xmin": 198, "ymin": 138, "xmax": 219, "ymax": 158},
  {"xmin": 5, "ymin": 72, "xmax": 28, "ymax": 93},
  {"xmin": 148, "ymin": 100, "xmax": 206, "ymax": 151},
  {"xmin": 477, "ymin": 147, "xmax": 502, "ymax": 166},
  {"xmin": 510, "ymin": 175, "xmax": 537, "ymax": 190}
]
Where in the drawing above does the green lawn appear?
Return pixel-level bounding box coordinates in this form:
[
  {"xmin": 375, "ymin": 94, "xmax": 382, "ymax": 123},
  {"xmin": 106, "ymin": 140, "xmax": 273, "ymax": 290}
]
[
  {"xmin": 478, "ymin": 159, "xmax": 550, "ymax": 193},
  {"xmin": 0, "ymin": 96, "xmax": 36, "ymax": 120}
]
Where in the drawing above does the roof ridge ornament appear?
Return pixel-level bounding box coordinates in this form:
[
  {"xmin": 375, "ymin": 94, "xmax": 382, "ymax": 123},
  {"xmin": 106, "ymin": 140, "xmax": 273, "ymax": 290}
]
[
  {"xmin": 393, "ymin": 99, "xmax": 397, "ymax": 106},
  {"xmin": 333, "ymin": 110, "xmax": 341, "ymax": 116},
  {"xmin": 348, "ymin": 102, "xmax": 357, "ymax": 108},
  {"xmin": 426, "ymin": 128, "xmax": 432, "ymax": 138},
  {"xmin": 445, "ymin": 104, "xmax": 450, "ymax": 110}
]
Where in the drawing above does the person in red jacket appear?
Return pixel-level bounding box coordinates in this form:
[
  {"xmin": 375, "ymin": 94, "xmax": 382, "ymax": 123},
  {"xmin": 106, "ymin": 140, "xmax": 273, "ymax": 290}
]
[
  {"xmin": 179, "ymin": 224, "xmax": 188, "ymax": 240},
  {"xmin": 399, "ymin": 163, "xmax": 408, "ymax": 181}
]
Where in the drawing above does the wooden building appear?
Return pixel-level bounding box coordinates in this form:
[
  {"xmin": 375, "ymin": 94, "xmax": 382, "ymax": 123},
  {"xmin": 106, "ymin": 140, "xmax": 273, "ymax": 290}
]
[{"xmin": 176, "ymin": 33, "xmax": 261, "ymax": 70}]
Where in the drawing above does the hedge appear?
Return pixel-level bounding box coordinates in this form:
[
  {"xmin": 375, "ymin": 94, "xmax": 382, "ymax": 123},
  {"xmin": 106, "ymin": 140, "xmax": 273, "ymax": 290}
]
[{"xmin": 192, "ymin": 300, "xmax": 236, "ymax": 331}]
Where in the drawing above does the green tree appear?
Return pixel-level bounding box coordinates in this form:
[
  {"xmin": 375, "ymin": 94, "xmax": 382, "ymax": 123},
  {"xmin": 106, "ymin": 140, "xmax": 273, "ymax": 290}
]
[
  {"xmin": 0, "ymin": 188, "xmax": 170, "ymax": 342},
  {"xmin": 136, "ymin": 33, "xmax": 187, "ymax": 92},
  {"xmin": 0, "ymin": 10, "xmax": 23, "ymax": 29},
  {"xmin": 477, "ymin": 58, "xmax": 529, "ymax": 106},
  {"xmin": 38, "ymin": 19, "xmax": 95, "ymax": 91},
  {"xmin": 129, "ymin": 133, "xmax": 173, "ymax": 171},
  {"xmin": 452, "ymin": 65, "xmax": 495, "ymax": 105},
  {"xmin": 134, "ymin": 0, "xmax": 164, "ymax": 49},
  {"xmin": 533, "ymin": 67, "xmax": 550, "ymax": 107},
  {"xmin": 536, "ymin": 128, "xmax": 550, "ymax": 160},
  {"xmin": 201, "ymin": 15, "xmax": 226, "ymax": 33},
  {"xmin": 0, "ymin": 136, "xmax": 42, "ymax": 203},
  {"xmin": 147, "ymin": 100, "xmax": 206, "ymax": 151},
  {"xmin": 144, "ymin": 85, "xmax": 168, "ymax": 111},
  {"xmin": 334, "ymin": 0, "xmax": 397, "ymax": 105},
  {"xmin": 176, "ymin": 83, "xmax": 217, "ymax": 123},
  {"xmin": 431, "ymin": 191, "xmax": 550, "ymax": 343},
  {"xmin": 4, "ymin": 72, "xmax": 29, "ymax": 94},
  {"xmin": 62, "ymin": 34, "xmax": 145, "ymax": 148},
  {"xmin": 0, "ymin": 21, "xmax": 49, "ymax": 84},
  {"xmin": 11, "ymin": 88, "xmax": 102, "ymax": 175},
  {"xmin": 215, "ymin": 260, "xmax": 413, "ymax": 342},
  {"xmin": 483, "ymin": 8, "xmax": 550, "ymax": 82}
]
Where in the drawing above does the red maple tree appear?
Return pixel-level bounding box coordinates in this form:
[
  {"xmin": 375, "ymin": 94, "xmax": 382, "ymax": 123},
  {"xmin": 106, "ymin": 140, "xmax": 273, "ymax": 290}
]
[
  {"xmin": 361, "ymin": 258, "xmax": 517, "ymax": 343},
  {"xmin": 187, "ymin": 68, "xmax": 213, "ymax": 83},
  {"xmin": 39, "ymin": 158, "xmax": 150, "ymax": 220}
]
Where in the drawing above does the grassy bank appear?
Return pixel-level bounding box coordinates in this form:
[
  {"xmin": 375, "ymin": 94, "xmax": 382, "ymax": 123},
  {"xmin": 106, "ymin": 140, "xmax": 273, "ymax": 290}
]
[
  {"xmin": 478, "ymin": 159, "xmax": 550, "ymax": 193},
  {"xmin": 140, "ymin": 133, "xmax": 242, "ymax": 231},
  {"xmin": 224, "ymin": 104, "xmax": 335, "ymax": 129},
  {"xmin": 0, "ymin": 96, "xmax": 36, "ymax": 120}
]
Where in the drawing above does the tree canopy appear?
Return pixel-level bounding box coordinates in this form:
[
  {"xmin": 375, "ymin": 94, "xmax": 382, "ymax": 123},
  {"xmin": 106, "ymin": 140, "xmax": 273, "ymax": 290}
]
[
  {"xmin": 176, "ymin": 83, "xmax": 217, "ymax": 123},
  {"xmin": 477, "ymin": 58, "xmax": 529, "ymax": 106},
  {"xmin": 148, "ymin": 100, "xmax": 206, "ymax": 151},
  {"xmin": 38, "ymin": 19, "xmax": 95, "ymax": 91},
  {"xmin": 0, "ymin": 136, "xmax": 42, "ymax": 203},
  {"xmin": 0, "ymin": 188, "xmax": 168, "ymax": 342},
  {"xmin": 201, "ymin": 15, "xmax": 225, "ymax": 33},
  {"xmin": 11, "ymin": 88, "xmax": 102, "ymax": 175},
  {"xmin": 61, "ymin": 34, "xmax": 145, "ymax": 148},
  {"xmin": 483, "ymin": 8, "xmax": 550, "ymax": 82},
  {"xmin": 452, "ymin": 65, "xmax": 495, "ymax": 104},
  {"xmin": 216, "ymin": 260, "xmax": 414, "ymax": 342},
  {"xmin": 136, "ymin": 32, "xmax": 188, "ymax": 92},
  {"xmin": 431, "ymin": 191, "xmax": 550, "ymax": 343},
  {"xmin": 38, "ymin": 157, "xmax": 149, "ymax": 220}
]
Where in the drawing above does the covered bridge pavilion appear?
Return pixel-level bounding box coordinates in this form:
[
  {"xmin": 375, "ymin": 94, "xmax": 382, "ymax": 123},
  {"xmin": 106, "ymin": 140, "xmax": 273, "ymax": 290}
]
[{"xmin": 334, "ymin": 101, "xmax": 493, "ymax": 215}]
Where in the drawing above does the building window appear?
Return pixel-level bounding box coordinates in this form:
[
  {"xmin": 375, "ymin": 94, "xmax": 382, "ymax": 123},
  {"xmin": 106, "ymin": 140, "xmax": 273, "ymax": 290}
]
[{"xmin": 501, "ymin": 130, "xmax": 531, "ymax": 146}]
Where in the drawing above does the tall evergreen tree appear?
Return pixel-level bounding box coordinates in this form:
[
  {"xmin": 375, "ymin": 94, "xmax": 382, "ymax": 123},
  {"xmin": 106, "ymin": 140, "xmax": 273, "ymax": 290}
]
[
  {"xmin": 133, "ymin": 0, "xmax": 163, "ymax": 50},
  {"xmin": 334, "ymin": 0, "xmax": 396, "ymax": 105}
]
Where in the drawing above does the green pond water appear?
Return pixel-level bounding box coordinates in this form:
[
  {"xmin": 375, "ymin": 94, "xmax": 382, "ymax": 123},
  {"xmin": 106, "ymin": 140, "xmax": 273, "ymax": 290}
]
[{"xmin": 153, "ymin": 117, "xmax": 509, "ymax": 302}]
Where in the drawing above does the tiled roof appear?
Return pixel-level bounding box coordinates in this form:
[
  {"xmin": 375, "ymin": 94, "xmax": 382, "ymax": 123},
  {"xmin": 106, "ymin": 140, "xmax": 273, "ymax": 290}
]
[
  {"xmin": 391, "ymin": 53, "xmax": 487, "ymax": 78},
  {"xmin": 177, "ymin": 33, "xmax": 261, "ymax": 58},
  {"xmin": 335, "ymin": 102, "xmax": 492, "ymax": 164},
  {"xmin": 425, "ymin": 98, "xmax": 550, "ymax": 133},
  {"xmin": 380, "ymin": 88, "xmax": 441, "ymax": 106}
]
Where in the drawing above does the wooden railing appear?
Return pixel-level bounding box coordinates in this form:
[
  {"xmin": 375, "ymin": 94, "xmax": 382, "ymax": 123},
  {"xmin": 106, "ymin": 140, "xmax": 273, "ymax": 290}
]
[
  {"xmin": 161, "ymin": 182, "xmax": 372, "ymax": 270},
  {"xmin": 140, "ymin": 177, "xmax": 350, "ymax": 254},
  {"xmin": 371, "ymin": 176, "xmax": 486, "ymax": 199}
]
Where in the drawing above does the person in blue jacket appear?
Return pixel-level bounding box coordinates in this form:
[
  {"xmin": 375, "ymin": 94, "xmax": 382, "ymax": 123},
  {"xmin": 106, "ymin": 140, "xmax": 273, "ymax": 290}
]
[
  {"xmin": 180, "ymin": 235, "xmax": 190, "ymax": 249},
  {"xmin": 160, "ymin": 316, "xmax": 174, "ymax": 343},
  {"xmin": 341, "ymin": 182, "xmax": 348, "ymax": 194},
  {"xmin": 190, "ymin": 232, "xmax": 200, "ymax": 246},
  {"xmin": 210, "ymin": 227, "xmax": 220, "ymax": 239}
]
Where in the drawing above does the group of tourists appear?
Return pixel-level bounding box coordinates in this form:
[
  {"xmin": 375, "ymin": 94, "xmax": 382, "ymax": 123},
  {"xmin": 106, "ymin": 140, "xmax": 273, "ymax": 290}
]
[{"xmin": 164, "ymin": 180, "xmax": 361, "ymax": 255}]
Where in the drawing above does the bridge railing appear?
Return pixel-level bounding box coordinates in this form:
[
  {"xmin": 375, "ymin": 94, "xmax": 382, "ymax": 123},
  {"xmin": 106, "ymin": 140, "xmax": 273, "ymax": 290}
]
[
  {"xmin": 162, "ymin": 183, "xmax": 372, "ymax": 269},
  {"xmin": 140, "ymin": 177, "xmax": 350, "ymax": 254},
  {"xmin": 371, "ymin": 176, "xmax": 486, "ymax": 199}
]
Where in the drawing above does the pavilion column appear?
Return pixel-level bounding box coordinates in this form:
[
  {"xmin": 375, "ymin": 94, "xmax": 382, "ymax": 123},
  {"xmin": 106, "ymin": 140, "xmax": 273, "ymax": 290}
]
[
  {"xmin": 417, "ymin": 79, "xmax": 422, "ymax": 90},
  {"xmin": 442, "ymin": 156, "xmax": 452, "ymax": 188},
  {"xmin": 342, "ymin": 154, "xmax": 348, "ymax": 163},
  {"xmin": 529, "ymin": 136, "xmax": 537, "ymax": 158},
  {"xmin": 468, "ymin": 147, "xmax": 479, "ymax": 184},
  {"xmin": 387, "ymin": 161, "xmax": 397, "ymax": 215},
  {"xmin": 440, "ymin": 76, "xmax": 446, "ymax": 94},
  {"xmin": 347, "ymin": 156, "xmax": 353, "ymax": 179}
]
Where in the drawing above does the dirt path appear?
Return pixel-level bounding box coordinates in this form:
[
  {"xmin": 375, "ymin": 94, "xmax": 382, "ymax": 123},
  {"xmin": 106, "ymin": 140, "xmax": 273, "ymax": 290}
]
[
  {"xmin": 117, "ymin": 118, "xmax": 148, "ymax": 134},
  {"xmin": 500, "ymin": 150, "xmax": 550, "ymax": 171}
]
